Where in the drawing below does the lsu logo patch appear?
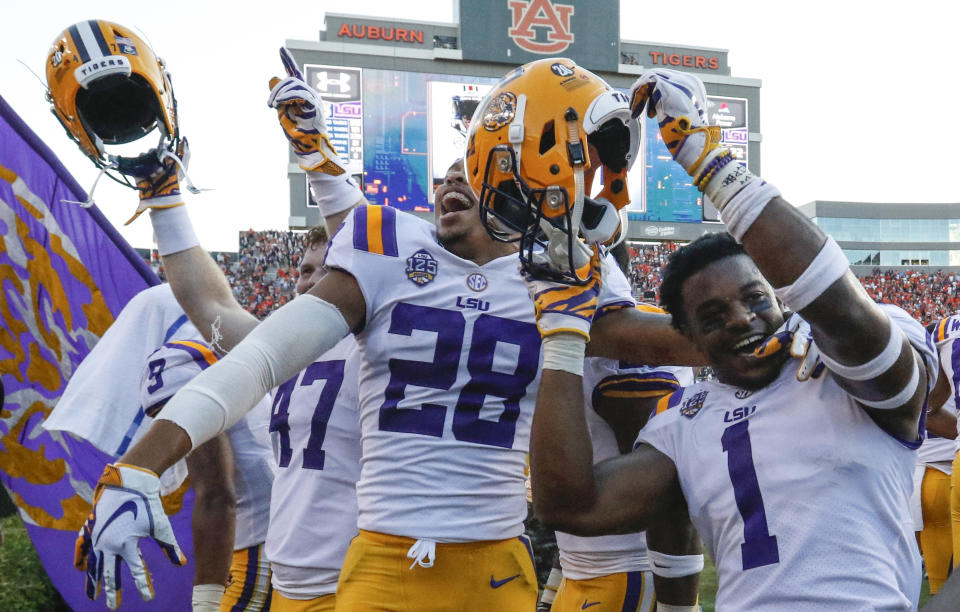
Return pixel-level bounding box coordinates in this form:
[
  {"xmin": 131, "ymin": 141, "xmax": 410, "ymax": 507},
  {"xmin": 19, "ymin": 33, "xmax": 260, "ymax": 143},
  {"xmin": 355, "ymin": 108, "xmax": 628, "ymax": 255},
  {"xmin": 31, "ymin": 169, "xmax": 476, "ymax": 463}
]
[
  {"xmin": 466, "ymin": 273, "xmax": 488, "ymax": 292},
  {"xmin": 482, "ymin": 92, "xmax": 517, "ymax": 132},
  {"xmin": 508, "ymin": 0, "xmax": 575, "ymax": 54},
  {"xmin": 406, "ymin": 249, "xmax": 438, "ymax": 286},
  {"xmin": 680, "ymin": 390, "xmax": 708, "ymax": 419}
]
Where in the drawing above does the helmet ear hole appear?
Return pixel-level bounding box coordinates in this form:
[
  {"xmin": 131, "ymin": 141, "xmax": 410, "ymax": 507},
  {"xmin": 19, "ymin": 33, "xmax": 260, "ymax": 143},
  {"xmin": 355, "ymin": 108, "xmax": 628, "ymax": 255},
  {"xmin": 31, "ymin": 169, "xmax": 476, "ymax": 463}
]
[
  {"xmin": 76, "ymin": 74, "xmax": 161, "ymax": 144},
  {"xmin": 539, "ymin": 120, "xmax": 556, "ymax": 155},
  {"xmin": 588, "ymin": 118, "xmax": 630, "ymax": 173}
]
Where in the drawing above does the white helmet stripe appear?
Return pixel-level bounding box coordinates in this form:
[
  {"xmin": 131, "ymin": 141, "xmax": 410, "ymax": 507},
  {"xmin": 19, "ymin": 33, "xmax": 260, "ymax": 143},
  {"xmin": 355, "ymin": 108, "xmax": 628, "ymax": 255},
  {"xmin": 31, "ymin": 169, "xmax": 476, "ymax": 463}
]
[{"xmin": 76, "ymin": 20, "xmax": 109, "ymax": 62}]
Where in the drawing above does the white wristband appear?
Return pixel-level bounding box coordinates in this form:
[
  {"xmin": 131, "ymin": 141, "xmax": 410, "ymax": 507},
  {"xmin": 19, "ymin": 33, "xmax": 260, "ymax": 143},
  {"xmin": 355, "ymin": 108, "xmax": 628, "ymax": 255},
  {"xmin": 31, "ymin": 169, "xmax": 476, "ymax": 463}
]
[
  {"xmin": 849, "ymin": 359, "xmax": 921, "ymax": 410},
  {"xmin": 540, "ymin": 334, "xmax": 586, "ymax": 376},
  {"xmin": 819, "ymin": 315, "xmax": 903, "ymax": 380},
  {"xmin": 307, "ymin": 171, "xmax": 365, "ymax": 218},
  {"xmin": 157, "ymin": 295, "xmax": 350, "ymax": 448},
  {"xmin": 718, "ymin": 180, "xmax": 780, "ymax": 242},
  {"xmin": 192, "ymin": 583, "xmax": 225, "ymax": 612},
  {"xmin": 773, "ymin": 237, "xmax": 849, "ymax": 313},
  {"xmin": 150, "ymin": 206, "xmax": 200, "ymax": 256},
  {"xmin": 647, "ymin": 550, "xmax": 705, "ymax": 578}
]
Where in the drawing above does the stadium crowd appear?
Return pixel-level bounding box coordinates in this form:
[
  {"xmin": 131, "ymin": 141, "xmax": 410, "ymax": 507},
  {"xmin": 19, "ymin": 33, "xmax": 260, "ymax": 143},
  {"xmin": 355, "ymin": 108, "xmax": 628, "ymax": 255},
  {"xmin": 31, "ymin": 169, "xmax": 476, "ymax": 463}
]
[{"xmin": 153, "ymin": 234, "xmax": 960, "ymax": 326}]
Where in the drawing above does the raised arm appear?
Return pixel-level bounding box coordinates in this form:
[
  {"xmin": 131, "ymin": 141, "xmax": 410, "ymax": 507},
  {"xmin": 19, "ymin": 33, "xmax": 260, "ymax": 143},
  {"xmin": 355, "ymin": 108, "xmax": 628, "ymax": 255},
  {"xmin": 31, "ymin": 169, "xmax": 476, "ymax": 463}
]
[
  {"xmin": 631, "ymin": 69, "xmax": 930, "ymax": 438},
  {"xmin": 526, "ymin": 254, "xmax": 685, "ymax": 536}
]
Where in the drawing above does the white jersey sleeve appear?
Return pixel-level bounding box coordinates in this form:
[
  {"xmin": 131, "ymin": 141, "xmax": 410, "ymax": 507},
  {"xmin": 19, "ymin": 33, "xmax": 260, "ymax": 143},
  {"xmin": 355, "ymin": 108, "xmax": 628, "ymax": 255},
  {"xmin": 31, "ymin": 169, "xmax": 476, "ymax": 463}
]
[
  {"xmin": 324, "ymin": 205, "xmax": 543, "ymax": 542},
  {"xmin": 596, "ymin": 252, "xmax": 637, "ymax": 318},
  {"xmin": 634, "ymin": 312, "xmax": 926, "ymax": 610},
  {"xmin": 265, "ymin": 335, "xmax": 362, "ymax": 599},
  {"xmin": 555, "ymin": 357, "xmax": 692, "ymax": 580},
  {"xmin": 139, "ymin": 339, "xmax": 274, "ymax": 550}
]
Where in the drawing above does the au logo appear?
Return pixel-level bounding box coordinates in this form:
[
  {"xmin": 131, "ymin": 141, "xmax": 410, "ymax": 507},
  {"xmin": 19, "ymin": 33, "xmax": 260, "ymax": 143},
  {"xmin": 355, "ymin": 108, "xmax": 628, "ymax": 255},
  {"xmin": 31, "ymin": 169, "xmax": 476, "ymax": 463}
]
[
  {"xmin": 406, "ymin": 249, "xmax": 438, "ymax": 286},
  {"xmin": 508, "ymin": 0, "xmax": 575, "ymax": 54},
  {"xmin": 466, "ymin": 273, "xmax": 488, "ymax": 292},
  {"xmin": 680, "ymin": 390, "xmax": 708, "ymax": 419}
]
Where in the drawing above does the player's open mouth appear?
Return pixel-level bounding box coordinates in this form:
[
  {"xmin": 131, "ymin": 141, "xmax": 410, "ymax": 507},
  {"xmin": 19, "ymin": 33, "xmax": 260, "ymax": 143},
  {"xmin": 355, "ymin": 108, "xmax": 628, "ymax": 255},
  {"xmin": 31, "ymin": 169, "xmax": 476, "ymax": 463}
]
[
  {"xmin": 732, "ymin": 333, "xmax": 764, "ymax": 355},
  {"xmin": 440, "ymin": 191, "xmax": 474, "ymax": 215}
]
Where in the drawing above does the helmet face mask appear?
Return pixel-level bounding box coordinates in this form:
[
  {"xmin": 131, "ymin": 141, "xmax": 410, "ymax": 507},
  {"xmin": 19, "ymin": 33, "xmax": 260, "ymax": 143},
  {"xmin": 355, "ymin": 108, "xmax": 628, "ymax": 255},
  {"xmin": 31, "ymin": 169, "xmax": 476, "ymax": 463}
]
[
  {"xmin": 466, "ymin": 58, "xmax": 639, "ymax": 284},
  {"xmin": 45, "ymin": 20, "xmax": 179, "ymax": 185}
]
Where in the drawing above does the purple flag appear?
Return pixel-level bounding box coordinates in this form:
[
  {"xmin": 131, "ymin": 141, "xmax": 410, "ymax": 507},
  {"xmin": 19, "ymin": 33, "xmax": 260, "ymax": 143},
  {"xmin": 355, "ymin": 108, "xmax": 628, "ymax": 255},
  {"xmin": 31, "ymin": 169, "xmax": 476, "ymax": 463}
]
[{"xmin": 0, "ymin": 94, "xmax": 196, "ymax": 610}]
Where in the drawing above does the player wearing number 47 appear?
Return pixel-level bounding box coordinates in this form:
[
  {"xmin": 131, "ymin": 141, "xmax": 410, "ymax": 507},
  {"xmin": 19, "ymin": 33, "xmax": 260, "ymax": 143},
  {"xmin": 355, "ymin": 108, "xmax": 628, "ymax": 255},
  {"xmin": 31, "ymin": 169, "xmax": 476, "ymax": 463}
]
[{"xmin": 528, "ymin": 69, "xmax": 937, "ymax": 611}]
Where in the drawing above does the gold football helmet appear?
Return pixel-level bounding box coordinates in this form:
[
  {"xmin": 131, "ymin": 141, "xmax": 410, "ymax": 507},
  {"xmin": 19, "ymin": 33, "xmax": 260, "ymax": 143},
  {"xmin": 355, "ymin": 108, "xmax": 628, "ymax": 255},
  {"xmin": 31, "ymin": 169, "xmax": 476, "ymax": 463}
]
[
  {"xmin": 465, "ymin": 58, "xmax": 639, "ymax": 284},
  {"xmin": 45, "ymin": 20, "xmax": 178, "ymax": 183}
]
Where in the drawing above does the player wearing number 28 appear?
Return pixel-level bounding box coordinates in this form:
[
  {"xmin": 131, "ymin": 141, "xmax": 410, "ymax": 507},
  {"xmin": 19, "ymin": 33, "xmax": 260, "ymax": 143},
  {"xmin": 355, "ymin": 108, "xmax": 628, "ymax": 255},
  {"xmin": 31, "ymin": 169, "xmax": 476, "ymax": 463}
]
[
  {"xmin": 529, "ymin": 68, "xmax": 937, "ymax": 611},
  {"xmin": 80, "ymin": 54, "xmax": 705, "ymax": 612}
]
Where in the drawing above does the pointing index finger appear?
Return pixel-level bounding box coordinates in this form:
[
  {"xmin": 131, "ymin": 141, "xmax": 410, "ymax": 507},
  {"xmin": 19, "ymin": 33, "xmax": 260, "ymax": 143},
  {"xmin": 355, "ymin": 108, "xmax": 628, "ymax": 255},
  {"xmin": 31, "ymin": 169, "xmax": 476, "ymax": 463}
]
[{"xmin": 279, "ymin": 47, "xmax": 303, "ymax": 80}]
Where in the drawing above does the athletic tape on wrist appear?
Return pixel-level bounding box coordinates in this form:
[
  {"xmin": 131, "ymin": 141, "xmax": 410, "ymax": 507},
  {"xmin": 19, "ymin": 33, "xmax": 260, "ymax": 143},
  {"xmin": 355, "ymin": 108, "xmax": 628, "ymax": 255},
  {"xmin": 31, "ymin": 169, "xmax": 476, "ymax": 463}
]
[
  {"xmin": 307, "ymin": 172, "xmax": 364, "ymax": 218},
  {"xmin": 818, "ymin": 315, "xmax": 903, "ymax": 380},
  {"xmin": 157, "ymin": 295, "xmax": 350, "ymax": 448},
  {"xmin": 720, "ymin": 180, "xmax": 780, "ymax": 242},
  {"xmin": 150, "ymin": 206, "xmax": 200, "ymax": 256},
  {"xmin": 539, "ymin": 567, "xmax": 562, "ymax": 604},
  {"xmin": 192, "ymin": 584, "xmax": 225, "ymax": 611},
  {"xmin": 849, "ymin": 359, "xmax": 921, "ymax": 410},
  {"xmin": 773, "ymin": 237, "xmax": 849, "ymax": 313},
  {"xmin": 541, "ymin": 334, "xmax": 586, "ymax": 376},
  {"xmin": 647, "ymin": 550, "xmax": 704, "ymax": 578}
]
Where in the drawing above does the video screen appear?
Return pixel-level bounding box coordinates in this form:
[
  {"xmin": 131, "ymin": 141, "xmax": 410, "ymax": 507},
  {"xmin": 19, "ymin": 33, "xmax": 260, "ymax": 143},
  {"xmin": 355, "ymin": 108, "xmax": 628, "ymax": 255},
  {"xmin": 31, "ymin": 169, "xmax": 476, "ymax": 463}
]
[
  {"xmin": 626, "ymin": 96, "xmax": 747, "ymax": 224},
  {"xmin": 305, "ymin": 63, "xmax": 747, "ymax": 223}
]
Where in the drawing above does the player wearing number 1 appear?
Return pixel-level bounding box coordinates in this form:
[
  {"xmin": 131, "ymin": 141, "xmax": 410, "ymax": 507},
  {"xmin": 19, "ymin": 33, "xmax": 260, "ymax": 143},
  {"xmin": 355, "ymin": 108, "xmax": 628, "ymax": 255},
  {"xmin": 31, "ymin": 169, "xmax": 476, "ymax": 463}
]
[{"xmin": 528, "ymin": 69, "xmax": 937, "ymax": 611}]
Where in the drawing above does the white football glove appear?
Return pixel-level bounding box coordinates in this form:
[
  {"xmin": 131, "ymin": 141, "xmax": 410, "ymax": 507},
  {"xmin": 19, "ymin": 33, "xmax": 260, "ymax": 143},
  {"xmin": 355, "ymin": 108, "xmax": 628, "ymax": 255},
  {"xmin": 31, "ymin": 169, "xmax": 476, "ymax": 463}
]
[
  {"xmin": 629, "ymin": 68, "xmax": 730, "ymax": 191},
  {"xmin": 75, "ymin": 463, "xmax": 186, "ymax": 609},
  {"xmin": 267, "ymin": 47, "xmax": 346, "ymax": 176},
  {"xmin": 753, "ymin": 313, "xmax": 824, "ymax": 381}
]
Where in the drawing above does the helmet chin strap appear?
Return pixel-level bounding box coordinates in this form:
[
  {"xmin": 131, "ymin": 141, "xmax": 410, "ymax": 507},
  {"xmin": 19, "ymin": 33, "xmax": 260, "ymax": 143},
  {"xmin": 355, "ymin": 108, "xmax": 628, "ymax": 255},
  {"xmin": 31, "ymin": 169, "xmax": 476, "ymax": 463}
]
[{"xmin": 537, "ymin": 108, "xmax": 592, "ymax": 278}]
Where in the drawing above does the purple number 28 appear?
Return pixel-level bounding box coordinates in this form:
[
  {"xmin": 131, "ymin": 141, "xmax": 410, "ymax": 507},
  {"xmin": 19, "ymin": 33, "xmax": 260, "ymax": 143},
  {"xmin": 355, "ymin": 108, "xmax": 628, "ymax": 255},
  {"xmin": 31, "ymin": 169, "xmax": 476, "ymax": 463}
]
[
  {"xmin": 379, "ymin": 302, "xmax": 541, "ymax": 449},
  {"xmin": 720, "ymin": 419, "xmax": 780, "ymax": 570}
]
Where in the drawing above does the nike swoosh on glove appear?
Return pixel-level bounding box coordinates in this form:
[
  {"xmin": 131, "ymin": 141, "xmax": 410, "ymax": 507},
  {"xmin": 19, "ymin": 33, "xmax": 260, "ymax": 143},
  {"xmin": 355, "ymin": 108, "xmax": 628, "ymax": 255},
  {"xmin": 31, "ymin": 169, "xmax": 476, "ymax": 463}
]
[{"xmin": 75, "ymin": 463, "xmax": 186, "ymax": 610}]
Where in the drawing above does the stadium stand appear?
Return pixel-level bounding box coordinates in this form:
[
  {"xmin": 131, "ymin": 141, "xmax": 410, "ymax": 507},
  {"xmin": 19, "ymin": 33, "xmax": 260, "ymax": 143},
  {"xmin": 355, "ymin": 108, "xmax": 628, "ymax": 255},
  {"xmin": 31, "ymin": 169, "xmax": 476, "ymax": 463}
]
[{"xmin": 146, "ymin": 235, "xmax": 960, "ymax": 326}]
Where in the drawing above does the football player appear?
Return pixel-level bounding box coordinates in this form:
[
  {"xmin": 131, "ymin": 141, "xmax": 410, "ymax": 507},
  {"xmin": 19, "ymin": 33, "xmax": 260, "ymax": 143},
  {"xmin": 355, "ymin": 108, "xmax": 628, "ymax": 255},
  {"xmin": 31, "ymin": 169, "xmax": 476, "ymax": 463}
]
[
  {"xmin": 134, "ymin": 310, "xmax": 276, "ymax": 611},
  {"xmin": 527, "ymin": 68, "xmax": 937, "ymax": 610},
  {"xmin": 924, "ymin": 317, "xmax": 960, "ymax": 593},
  {"xmin": 75, "ymin": 56, "xmax": 706, "ymax": 612},
  {"xmin": 549, "ymin": 304, "xmax": 701, "ymax": 612},
  {"xmin": 55, "ymin": 283, "xmax": 273, "ymax": 612}
]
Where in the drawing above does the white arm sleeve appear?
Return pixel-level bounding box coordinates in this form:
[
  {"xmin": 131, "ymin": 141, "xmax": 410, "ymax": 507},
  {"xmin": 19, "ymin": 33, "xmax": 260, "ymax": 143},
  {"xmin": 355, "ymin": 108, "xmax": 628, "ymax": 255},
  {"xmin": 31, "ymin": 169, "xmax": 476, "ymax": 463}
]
[{"xmin": 156, "ymin": 295, "xmax": 350, "ymax": 448}]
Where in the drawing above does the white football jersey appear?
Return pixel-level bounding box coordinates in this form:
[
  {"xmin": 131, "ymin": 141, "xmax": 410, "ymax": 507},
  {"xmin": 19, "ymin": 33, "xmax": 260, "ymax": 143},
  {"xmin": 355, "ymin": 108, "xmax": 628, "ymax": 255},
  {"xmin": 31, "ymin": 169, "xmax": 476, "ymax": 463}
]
[
  {"xmin": 141, "ymin": 339, "xmax": 274, "ymax": 550},
  {"xmin": 635, "ymin": 306, "xmax": 933, "ymax": 611},
  {"xmin": 556, "ymin": 357, "xmax": 693, "ymax": 580},
  {"xmin": 325, "ymin": 205, "xmax": 634, "ymax": 541},
  {"xmin": 932, "ymin": 314, "xmax": 960, "ymax": 456},
  {"xmin": 265, "ymin": 335, "xmax": 362, "ymax": 599}
]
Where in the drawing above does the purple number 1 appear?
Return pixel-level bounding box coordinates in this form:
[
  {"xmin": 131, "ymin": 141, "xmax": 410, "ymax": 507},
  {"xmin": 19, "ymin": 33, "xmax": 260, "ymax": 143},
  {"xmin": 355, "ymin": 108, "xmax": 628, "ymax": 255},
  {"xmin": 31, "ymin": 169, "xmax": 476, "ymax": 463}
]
[{"xmin": 720, "ymin": 419, "xmax": 779, "ymax": 570}]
